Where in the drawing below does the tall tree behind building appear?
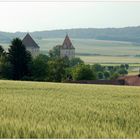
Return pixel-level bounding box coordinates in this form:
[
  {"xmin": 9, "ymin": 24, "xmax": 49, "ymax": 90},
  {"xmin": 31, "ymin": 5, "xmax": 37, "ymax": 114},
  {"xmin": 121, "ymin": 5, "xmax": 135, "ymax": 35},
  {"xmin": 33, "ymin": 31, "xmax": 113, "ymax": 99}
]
[{"xmin": 8, "ymin": 38, "xmax": 32, "ymax": 80}]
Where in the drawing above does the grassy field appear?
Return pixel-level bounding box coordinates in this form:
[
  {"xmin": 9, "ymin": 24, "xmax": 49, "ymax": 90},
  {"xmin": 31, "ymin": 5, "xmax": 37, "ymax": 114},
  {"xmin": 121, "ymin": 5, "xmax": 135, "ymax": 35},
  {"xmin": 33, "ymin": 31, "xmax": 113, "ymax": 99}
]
[
  {"xmin": 79, "ymin": 55, "xmax": 140, "ymax": 64},
  {"xmin": 0, "ymin": 80, "xmax": 140, "ymax": 138},
  {"xmin": 36, "ymin": 38, "xmax": 140, "ymax": 55}
]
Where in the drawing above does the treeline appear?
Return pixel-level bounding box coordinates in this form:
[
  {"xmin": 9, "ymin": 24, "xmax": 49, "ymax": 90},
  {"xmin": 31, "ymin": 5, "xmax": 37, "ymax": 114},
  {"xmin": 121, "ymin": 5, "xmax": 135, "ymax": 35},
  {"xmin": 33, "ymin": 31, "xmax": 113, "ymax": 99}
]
[{"xmin": 0, "ymin": 38, "xmax": 128, "ymax": 82}]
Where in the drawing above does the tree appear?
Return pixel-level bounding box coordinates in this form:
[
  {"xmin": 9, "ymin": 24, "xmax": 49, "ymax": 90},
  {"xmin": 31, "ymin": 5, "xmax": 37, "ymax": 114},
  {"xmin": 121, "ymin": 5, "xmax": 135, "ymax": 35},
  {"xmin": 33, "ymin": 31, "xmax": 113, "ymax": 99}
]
[
  {"xmin": 63, "ymin": 67, "xmax": 73, "ymax": 81},
  {"xmin": 125, "ymin": 64, "xmax": 129, "ymax": 69},
  {"xmin": 0, "ymin": 45, "xmax": 12, "ymax": 79},
  {"xmin": 118, "ymin": 68, "xmax": 128, "ymax": 76},
  {"xmin": 62, "ymin": 56, "xmax": 70, "ymax": 67},
  {"xmin": 0, "ymin": 45, "xmax": 5, "ymax": 57},
  {"xmin": 113, "ymin": 66, "xmax": 120, "ymax": 72},
  {"xmin": 31, "ymin": 54, "xmax": 49, "ymax": 81},
  {"xmin": 72, "ymin": 64, "xmax": 95, "ymax": 80},
  {"xmin": 110, "ymin": 72, "xmax": 119, "ymax": 80},
  {"xmin": 49, "ymin": 45, "xmax": 61, "ymax": 59},
  {"xmin": 69, "ymin": 57, "xmax": 84, "ymax": 67},
  {"xmin": 104, "ymin": 71, "xmax": 110, "ymax": 79},
  {"xmin": 97, "ymin": 72, "xmax": 104, "ymax": 80},
  {"xmin": 8, "ymin": 38, "xmax": 32, "ymax": 80},
  {"xmin": 0, "ymin": 45, "xmax": 7, "ymax": 61},
  {"xmin": 92, "ymin": 64, "xmax": 104, "ymax": 72},
  {"xmin": 48, "ymin": 58, "xmax": 68, "ymax": 82},
  {"xmin": 120, "ymin": 64, "xmax": 126, "ymax": 69},
  {"xmin": 107, "ymin": 66, "xmax": 114, "ymax": 71},
  {"xmin": 0, "ymin": 61, "xmax": 12, "ymax": 79}
]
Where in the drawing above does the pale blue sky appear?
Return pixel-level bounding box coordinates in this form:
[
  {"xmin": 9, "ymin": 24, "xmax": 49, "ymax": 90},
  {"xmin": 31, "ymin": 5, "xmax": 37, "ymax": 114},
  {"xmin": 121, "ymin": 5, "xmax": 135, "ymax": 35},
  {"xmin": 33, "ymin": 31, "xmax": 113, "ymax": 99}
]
[{"xmin": 0, "ymin": 1, "xmax": 140, "ymax": 32}]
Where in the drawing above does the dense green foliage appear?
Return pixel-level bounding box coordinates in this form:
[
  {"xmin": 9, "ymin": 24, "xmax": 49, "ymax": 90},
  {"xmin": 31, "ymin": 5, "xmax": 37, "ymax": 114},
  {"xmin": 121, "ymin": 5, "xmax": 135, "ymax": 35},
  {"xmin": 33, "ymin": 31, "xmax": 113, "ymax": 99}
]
[
  {"xmin": 47, "ymin": 58, "xmax": 68, "ymax": 82},
  {"xmin": 0, "ymin": 45, "xmax": 5, "ymax": 56},
  {"xmin": 0, "ymin": 80, "xmax": 140, "ymax": 138},
  {"xmin": 48, "ymin": 45, "xmax": 61, "ymax": 59},
  {"xmin": 72, "ymin": 64, "xmax": 95, "ymax": 80},
  {"xmin": 69, "ymin": 57, "xmax": 84, "ymax": 67},
  {"xmin": 0, "ymin": 45, "xmax": 11, "ymax": 79},
  {"xmin": 30, "ymin": 54, "xmax": 49, "ymax": 81}
]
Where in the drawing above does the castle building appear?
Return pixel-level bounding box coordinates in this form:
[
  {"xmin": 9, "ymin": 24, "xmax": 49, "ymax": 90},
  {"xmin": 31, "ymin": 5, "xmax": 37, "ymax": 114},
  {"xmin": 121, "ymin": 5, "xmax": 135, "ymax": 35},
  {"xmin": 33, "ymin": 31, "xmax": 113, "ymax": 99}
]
[
  {"xmin": 22, "ymin": 33, "xmax": 40, "ymax": 57},
  {"xmin": 60, "ymin": 34, "xmax": 75, "ymax": 59}
]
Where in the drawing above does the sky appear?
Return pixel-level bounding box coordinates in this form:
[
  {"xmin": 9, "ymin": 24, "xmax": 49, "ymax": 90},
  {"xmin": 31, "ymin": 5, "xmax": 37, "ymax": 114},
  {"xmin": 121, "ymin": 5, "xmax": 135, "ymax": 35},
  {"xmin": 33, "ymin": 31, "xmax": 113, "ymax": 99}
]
[{"xmin": 0, "ymin": 1, "xmax": 140, "ymax": 32}]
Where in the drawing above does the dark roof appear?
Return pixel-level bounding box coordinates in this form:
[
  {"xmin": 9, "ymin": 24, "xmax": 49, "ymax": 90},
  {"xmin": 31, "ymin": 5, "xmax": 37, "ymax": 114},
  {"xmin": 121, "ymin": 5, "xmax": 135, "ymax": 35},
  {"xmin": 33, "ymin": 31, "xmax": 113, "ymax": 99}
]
[
  {"xmin": 62, "ymin": 34, "xmax": 75, "ymax": 49},
  {"xmin": 22, "ymin": 33, "xmax": 39, "ymax": 48}
]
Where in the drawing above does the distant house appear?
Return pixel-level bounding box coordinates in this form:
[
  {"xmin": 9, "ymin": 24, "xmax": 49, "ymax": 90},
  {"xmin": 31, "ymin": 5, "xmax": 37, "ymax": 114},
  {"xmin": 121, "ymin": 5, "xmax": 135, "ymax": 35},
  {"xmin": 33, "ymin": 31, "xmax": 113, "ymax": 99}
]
[
  {"xmin": 64, "ymin": 75, "xmax": 140, "ymax": 86},
  {"xmin": 60, "ymin": 34, "xmax": 75, "ymax": 59},
  {"xmin": 118, "ymin": 75, "xmax": 140, "ymax": 86},
  {"xmin": 22, "ymin": 33, "xmax": 40, "ymax": 57}
]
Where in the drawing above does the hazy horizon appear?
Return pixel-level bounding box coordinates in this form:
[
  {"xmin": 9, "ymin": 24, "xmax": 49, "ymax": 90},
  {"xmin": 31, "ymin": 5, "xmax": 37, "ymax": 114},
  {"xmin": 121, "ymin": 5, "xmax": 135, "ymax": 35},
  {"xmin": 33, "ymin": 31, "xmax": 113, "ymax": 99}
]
[
  {"xmin": 1, "ymin": 25, "xmax": 140, "ymax": 33},
  {"xmin": 1, "ymin": 1, "xmax": 140, "ymax": 32}
]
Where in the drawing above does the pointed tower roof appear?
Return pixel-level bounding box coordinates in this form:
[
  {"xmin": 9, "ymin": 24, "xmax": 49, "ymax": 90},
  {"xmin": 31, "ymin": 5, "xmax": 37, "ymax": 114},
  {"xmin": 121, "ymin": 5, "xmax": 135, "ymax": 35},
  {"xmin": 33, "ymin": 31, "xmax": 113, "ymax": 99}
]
[
  {"xmin": 62, "ymin": 34, "xmax": 75, "ymax": 49},
  {"xmin": 22, "ymin": 33, "xmax": 39, "ymax": 48}
]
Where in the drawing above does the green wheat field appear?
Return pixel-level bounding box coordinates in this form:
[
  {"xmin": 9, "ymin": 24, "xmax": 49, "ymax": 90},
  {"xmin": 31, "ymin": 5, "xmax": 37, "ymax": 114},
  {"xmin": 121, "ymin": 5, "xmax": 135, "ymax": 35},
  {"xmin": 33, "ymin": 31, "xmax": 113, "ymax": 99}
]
[{"xmin": 0, "ymin": 80, "xmax": 140, "ymax": 138}]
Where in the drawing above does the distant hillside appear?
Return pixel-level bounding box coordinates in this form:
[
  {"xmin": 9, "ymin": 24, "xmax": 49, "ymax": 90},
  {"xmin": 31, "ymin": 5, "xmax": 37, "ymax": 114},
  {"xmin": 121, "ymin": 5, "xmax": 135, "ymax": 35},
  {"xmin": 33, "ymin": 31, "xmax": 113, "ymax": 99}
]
[{"xmin": 1, "ymin": 26, "xmax": 140, "ymax": 43}]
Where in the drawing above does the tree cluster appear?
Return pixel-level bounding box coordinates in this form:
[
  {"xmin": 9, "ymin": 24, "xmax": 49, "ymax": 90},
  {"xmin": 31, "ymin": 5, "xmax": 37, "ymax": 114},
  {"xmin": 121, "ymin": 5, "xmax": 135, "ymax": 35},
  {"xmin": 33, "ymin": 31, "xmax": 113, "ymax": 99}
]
[{"xmin": 0, "ymin": 38, "xmax": 128, "ymax": 82}]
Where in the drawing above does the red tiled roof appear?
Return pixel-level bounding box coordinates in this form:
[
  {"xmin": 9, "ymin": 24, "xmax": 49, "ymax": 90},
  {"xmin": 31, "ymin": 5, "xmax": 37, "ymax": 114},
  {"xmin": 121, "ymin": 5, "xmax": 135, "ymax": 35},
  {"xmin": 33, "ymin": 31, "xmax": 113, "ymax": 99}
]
[
  {"xmin": 22, "ymin": 33, "xmax": 39, "ymax": 48},
  {"xmin": 62, "ymin": 34, "xmax": 75, "ymax": 49}
]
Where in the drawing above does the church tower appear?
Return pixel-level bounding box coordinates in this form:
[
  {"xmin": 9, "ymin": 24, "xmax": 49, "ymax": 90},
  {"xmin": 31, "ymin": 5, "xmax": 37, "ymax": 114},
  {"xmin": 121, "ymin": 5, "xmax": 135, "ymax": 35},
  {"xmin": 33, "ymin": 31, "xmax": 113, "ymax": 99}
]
[{"xmin": 60, "ymin": 34, "xmax": 75, "ymax": 59}]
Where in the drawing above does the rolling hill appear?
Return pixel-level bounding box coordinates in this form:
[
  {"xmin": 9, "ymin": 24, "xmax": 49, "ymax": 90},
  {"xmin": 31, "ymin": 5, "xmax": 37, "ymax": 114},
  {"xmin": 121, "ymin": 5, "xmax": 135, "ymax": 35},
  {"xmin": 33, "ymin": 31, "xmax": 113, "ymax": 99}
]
[{"xmin": 1, "ymin": 26, "xmax": 140, "ymax": 43}]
